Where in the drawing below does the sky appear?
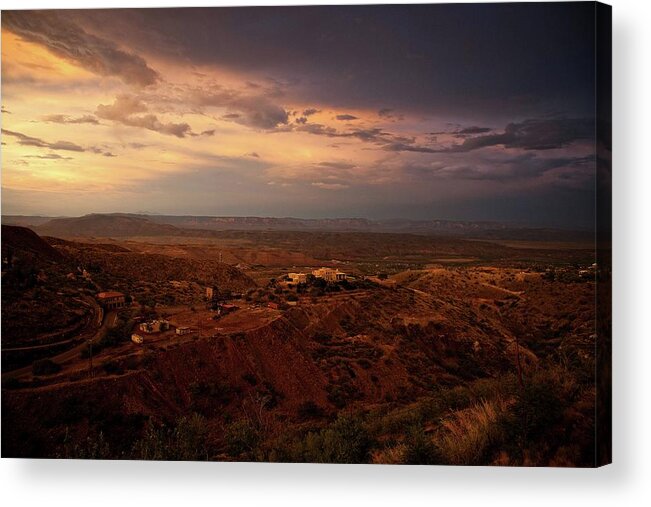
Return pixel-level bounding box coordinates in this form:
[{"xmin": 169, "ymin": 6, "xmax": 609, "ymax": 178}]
[{"xmin": 1, "ymin": 4, "xmax": 602, "ymax": 227}]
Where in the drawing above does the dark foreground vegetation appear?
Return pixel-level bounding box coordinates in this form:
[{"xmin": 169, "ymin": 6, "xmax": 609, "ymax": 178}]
[{"xmin": 50, "ymin": 362, "xmax": 594, "ymax": 466}]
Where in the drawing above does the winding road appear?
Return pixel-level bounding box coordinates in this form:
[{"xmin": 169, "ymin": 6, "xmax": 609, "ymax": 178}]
[{"xmin": 1, "ymin": 299, "xmax": 118, "ymax": 382}]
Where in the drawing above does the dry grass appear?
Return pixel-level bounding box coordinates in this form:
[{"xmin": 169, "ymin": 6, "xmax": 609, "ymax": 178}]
[
  {"xmin": 436, "ymin": 397, "xmax": 509, "ymax": 465},
  {"xmin": 372, "ymin": 443, "xmax": 408, "ymax": 464}
]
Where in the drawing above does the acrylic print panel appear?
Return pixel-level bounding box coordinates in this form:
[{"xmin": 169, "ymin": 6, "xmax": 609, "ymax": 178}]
[{"xmin": 0, "ymin": 3, "xmax": 611, "ymax": 466}]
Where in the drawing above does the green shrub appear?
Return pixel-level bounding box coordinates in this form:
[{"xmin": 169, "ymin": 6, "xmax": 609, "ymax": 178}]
[
  {"xmin": 300, "ymin": 413, "xmax": 371, "ymax": 464},
  {"xmin": 403, "ymin": 425, "xmax": 442, "ymax": 465},
  {"xmin": 225, "ymin": 419, "xmax": 260, "ymax": 458},
  {"xmin": 59, "ymin": 431, "xmax": 111, "ymax": 459},
  {"xmin": 131, "ymin": 414, "xmax": 209, "ymax": 461}
]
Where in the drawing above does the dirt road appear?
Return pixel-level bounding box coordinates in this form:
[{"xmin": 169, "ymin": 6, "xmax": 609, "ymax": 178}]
[{"xmin": 2, "ymin": 308, "xmax": 117, "ymax": 382}]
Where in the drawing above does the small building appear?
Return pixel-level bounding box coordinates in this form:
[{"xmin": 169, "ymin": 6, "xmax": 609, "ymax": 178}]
[
  {"xmin": 139, "ymin": 319, "xmax": 170, "ymax": 334},
  {"xmin": 97, "ymin": 291, "xmax": 126, "ymax": 309},
  {"xmin": 131, "ymin": 333, "xmax": 144, "ymax": 344},
  {"xmin": 268, "ymin": 302, "xmax": 279, "ymax": 310},
  {"xmin": 175, "ymin": 326, "xmax": 193, "ymax": 335},
  {"xmin": 312, "ymin": 267, "xmax": 347, "ymax": 282},
  {"xmin": 215, "ymin": 303, "xmax": 238, "ymax": 316},
  {"xmin": 288, "ymin": 272, "xmax": 308, "ymax": 284}
]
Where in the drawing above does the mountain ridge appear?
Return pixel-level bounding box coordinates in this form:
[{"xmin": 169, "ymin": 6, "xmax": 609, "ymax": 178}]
[{"xmin": 1, "ymin": 213, "xmax": 594, "ymax": 241}]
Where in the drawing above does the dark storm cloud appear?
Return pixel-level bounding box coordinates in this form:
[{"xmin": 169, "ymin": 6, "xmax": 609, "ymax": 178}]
[
  {"xmin": 74, "ymin": 3, "xmax": 596, "ymax": 118},
  {"xmin": 447, "ymin": 118, "xmax": 595, "ymax": 152},
  {"xmin": 383, "ymin": 118, "xmax": 594, "ymax": 154},
  {"xmin": 3, "ymin": 10, "xmax": 159, "ymax": 87},
  {"xmin": 2, "ymin": 128, "xmax": 84, "ymax": 152},
  {"xmin": 383, "ymin": 142, "xmax": 437, "ymax": 154},
  {"xmin": 456, "ymin": 126, "xmax": 492, "ymax": 135},
  {"xmin": 402, "ymin": 153, "xmax": 596, "ymax": 185},
  {"xmin": 335, "ymin": 114, "xmax": 358, "ymax": 121},
  {"xmin": 43, "ymin": 114, "xmax": 99, "ymax": 125}
]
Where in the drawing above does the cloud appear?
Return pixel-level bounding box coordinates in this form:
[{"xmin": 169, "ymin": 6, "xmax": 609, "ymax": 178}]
[
  {"xmin": 295, "ymin": 117, "xmax": 308, "ymax": 124},
  {"xmin": 4, "ymin": 129, "xmax": 118, "ymax": 157},
  {"xmin": 377, "ymin": 108, "xmax": 404, "ymax": 121},
  {"xmin": 302, "ymin": 108, "xmax": 320, "ymax": 116},
  {"xmin": 188, "ymin": 87, "xmax": 289, "ymax": 130},
  {"xmin": 3, "ymin": 11, "xmax": 159, "ymax": 87},
  {"xmin": 317, "ymin": 161, "xmax": 357, "ymax": 170},
  {"xmin": 384, "ymin": 118, "xmax": 594, "ymax": 154},
  {"xmin": 456, "ymin": 126, "xmax": 492, "ymax": 135},
  {"xmin": 228, "ymin": 95, "xmax": 289, "ymax": 130},
  {"xmin": 312, "ymin": 182, "xmax": 349, "ymax": 190},
  {"xmin": 2, "ymin": 128, "xmax": 84, "ymax": 152},
  {"xmin": 402, "ymin": 153, "xmax": 596, "ymax": 185},
  {"xmin": 96, "ymin": 95, "xmax": 192, "ymax": 138},
  {"xmin": 49, "ymin": 140, "xmax": 86, "ymax": 151},
  {"xmin": 336, "ymin": 114, "xmax": 358, "ymax": 121},
  {"xmin": 24, "ymin": 153, "xmax": 73, "ymax": 160},
  {"xmin": 1, "ymin": 106, "xmax": 11, "ymax": 114},
  {"xmin": 246, "ymin": 152, "xmax": 260, "ymax": 158},
  {"xmin": 347, "ymin": 128, "xmax": 386, "ymax": 142},
  {"xmin": 447, "ymin": 118, "xmax": 594, "ymax": 152},
  {"xmin": 189, "ymin": 129, "xmax": 216, "ymax": 137},
  {"xmin": 383, "ymin": 142, "xmax": 437, "ymax": 154},
  {"xmin": 42, "ymin": 114, "xmax": 99, "ymax": 124},
  {"xmin": 284, "ymin": 122, "xmax": 399, "ymax": 148},
  {"xmin": 96, "ymin": 95, "xmax": 147, "ymax": 118}
]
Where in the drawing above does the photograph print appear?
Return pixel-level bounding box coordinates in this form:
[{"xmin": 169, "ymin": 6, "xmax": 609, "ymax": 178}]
[{"xmin": 1, "ymin": 2, "xmax": 612, "ymax": 466}]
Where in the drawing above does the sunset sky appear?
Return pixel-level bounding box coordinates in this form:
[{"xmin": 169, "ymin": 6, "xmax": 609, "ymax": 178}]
[{"xmin": 1, "ymin": 4, "xmax": 600, "ymax": 227}]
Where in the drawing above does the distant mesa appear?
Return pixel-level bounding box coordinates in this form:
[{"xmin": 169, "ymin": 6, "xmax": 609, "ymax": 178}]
[
  {"xmin": 33, "ymin": 213, "xmax": 180, "ymax": 238},
  {"xmin": 1, "ymin": 213, "xmax": 595, "ymax": 241}
]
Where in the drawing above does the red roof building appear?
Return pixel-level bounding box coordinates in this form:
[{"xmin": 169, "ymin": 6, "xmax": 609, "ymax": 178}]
[{"xmin": 96, "ymin": 291, "xmax": 126, "ymax": 309}]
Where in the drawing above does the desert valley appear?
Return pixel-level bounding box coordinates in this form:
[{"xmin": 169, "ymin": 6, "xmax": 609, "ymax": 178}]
[{"xmin": 1, "ymin": 213, "xmax": 607, "ymax": 466}]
